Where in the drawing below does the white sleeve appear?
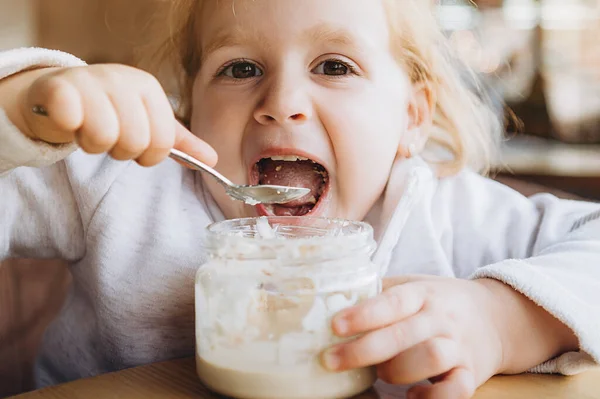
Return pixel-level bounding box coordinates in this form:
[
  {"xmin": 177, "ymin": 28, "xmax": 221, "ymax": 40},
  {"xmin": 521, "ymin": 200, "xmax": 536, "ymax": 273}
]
[
  {"xmin": 0, "ymin": 48, "xmax": 117, "ymax": 262},
  {"xmin": 0, "ymin": 47, "xmax": 86, "ymax": 174},
  {"xmin": 472, "ymin": 211, "xmax": 600, "ymax": 375},
  {"xmin": 439, "ymin": 172, "xmax": 600, "ymax": 375}
]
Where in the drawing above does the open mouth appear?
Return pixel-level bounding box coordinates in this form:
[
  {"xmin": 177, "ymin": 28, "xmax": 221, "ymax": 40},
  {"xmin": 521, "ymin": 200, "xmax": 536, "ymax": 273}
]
[{"xmin": 251, "ymin": 155, "xmax": 329, "ymax": 216}]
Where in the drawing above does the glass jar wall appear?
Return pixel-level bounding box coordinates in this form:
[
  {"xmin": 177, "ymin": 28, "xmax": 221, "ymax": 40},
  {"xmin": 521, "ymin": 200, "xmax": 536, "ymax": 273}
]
[{"xmin": 195, "ymin": 216, "xmax": 381, "ymax": 399}]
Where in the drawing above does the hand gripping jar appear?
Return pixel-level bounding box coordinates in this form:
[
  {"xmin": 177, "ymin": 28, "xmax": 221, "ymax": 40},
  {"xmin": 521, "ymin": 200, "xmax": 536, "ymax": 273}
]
[{"xmin": 195, "ymin": 216, "xmax": 381, "ymax": 399}]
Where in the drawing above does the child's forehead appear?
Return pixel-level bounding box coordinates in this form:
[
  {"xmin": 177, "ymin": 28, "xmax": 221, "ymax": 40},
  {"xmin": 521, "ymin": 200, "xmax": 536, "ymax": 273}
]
[{"xmin": 198, "ymin": 0, "xmax": 391, "ymax": 51}]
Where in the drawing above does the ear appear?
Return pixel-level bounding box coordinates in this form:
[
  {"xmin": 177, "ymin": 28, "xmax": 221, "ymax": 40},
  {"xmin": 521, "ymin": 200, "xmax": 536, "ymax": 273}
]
[{"xmin": 399, "ymin": 82, "xmax": 435, "ymax": 158}]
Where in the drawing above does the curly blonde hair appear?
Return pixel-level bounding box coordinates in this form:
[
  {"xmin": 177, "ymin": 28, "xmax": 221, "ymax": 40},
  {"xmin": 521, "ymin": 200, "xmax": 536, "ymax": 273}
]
[{"xmin": 149, "ymin": 0, "xmax": 502, "ymax": 176}]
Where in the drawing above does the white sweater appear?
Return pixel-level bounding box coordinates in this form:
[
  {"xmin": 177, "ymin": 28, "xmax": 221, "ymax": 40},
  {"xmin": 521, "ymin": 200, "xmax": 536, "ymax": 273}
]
[{"xmin": 1, "ymin": 48, "xmax": 599, "ymax": 389}]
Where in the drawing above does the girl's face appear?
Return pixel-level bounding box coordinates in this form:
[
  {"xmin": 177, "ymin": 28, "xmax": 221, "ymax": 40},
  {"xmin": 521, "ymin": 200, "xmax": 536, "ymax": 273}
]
[{"xmin": 191, "ymin": 0, "xmax": 428, "ymax": 220}]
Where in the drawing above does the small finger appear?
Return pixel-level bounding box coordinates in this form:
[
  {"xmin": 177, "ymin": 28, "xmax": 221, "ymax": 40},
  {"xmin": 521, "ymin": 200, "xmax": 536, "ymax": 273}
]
[
  {"xmin": 135, "ymin": 92, "xmax": 176, "ymax": 167},
  {"xmin": 107, "ymin": 94, "xmax": 150, "ymax": 161},
  {"xmin": 377, "ymin": 337, "xmax": 459, "ymax": 385},
  {"xmin": 407, "ymin": 367, "xmax": 475, "ymax": 399},
  {"xmin": 332, "ymin": 283, "xmax": 425, "ymax": 337},
  {"xmin": 322, "ymin": 313, "xmax": 438, "ymax": 371},
  {"xmin": 76, "ymin": 88, "xmax": 120, "ymax": 154},
  {"xmin": 26, "ymin": 74, "xmax": 84, "ymax": 143},
  {"xmin": 174, "ymin": 122, "xmax": 218, "ymax": 167},
  {"xmin": 48, "ymin": 70, "xmax": 122, "ymax": 154}
]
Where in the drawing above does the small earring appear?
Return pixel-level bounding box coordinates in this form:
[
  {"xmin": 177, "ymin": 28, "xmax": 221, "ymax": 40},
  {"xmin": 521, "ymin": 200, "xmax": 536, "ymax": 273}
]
[{"xmin": 407, "ymin": 143, "xmax": 417, "ymax": 158}]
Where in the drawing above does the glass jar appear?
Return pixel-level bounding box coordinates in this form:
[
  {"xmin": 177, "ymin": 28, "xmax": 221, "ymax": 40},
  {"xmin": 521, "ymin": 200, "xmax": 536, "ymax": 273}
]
[{"xmin": 195, "ymin": 216, "xmax": 381, "ymax": 399}]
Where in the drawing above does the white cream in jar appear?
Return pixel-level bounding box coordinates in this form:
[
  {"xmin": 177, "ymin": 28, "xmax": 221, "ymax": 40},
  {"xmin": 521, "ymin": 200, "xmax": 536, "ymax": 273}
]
[{"xmin": 195, "ymin": 216, "xmax": 381, "ymax": 399}]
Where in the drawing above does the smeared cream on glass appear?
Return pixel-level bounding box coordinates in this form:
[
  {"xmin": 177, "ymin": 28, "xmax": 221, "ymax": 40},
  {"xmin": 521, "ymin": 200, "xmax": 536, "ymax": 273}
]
[{"xmin": 195, "ymin": 216, "xmax": 379, "ymax": 399}]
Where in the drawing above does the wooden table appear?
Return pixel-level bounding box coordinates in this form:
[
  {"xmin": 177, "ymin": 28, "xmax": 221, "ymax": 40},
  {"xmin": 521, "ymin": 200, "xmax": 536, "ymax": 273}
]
[{"xmin": 10, "ymin": 358, "xmax": 600, "ymax": 399}]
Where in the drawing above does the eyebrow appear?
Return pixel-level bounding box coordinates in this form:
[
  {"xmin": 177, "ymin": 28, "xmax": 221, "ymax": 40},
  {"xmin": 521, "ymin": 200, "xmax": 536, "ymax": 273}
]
[
  {"xmin": 303, "ymin": 23, "xmax": 355, "ymax": 48},
  {"xmin": 201, "ymin": 23, "xmax": 359, "ymax": 63},
  {"xmin": 201, "ymin": 27, "xmax": 249, "ymax": 63}
]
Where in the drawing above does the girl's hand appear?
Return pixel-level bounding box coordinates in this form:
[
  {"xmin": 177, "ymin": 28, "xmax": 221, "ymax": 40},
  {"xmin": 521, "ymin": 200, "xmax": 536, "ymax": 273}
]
[
  {"xmin": 20, "ymin": 64, "xmax": 217, "ymax": 167},
  {"xmin": 321, "ymin": 274, "xmax": 578, "ymax": 399},
  {"xmin": 321, "ymin": 275, "xmax": 505, "ymax": 399}
]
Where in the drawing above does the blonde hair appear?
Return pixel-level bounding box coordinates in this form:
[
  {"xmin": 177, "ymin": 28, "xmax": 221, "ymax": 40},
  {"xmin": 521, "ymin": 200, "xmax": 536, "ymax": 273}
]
[{"xmin": 151, "ymin": 0, "xmax": 502, "ymax": 176}]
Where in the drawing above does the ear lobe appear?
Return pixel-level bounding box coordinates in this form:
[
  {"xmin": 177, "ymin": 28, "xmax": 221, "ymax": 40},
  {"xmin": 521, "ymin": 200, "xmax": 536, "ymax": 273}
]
[{"xmin": 400, "ymin": 82, "xmax": 435, "ymax": 157}]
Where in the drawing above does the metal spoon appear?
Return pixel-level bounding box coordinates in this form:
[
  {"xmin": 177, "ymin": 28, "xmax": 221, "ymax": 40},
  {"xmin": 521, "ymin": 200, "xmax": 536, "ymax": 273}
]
[
  {"xmin": 31, "ymin": 105, "xmax": 310, "ymax": 205},
  {"xmin": 168, "ymin": 149, "xmax": 310, "ymax": 205}
]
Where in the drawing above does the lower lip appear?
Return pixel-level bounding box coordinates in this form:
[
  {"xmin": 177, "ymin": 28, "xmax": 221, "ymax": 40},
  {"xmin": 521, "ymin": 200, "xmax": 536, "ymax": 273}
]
[{"xmin": 254, "ymin": 182, "xmax": 330, "ymax": 217}]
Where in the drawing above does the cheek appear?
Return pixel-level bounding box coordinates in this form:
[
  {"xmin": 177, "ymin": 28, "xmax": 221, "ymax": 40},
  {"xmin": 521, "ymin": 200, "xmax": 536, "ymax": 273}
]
[
  {"xmin": 190, "ymin": 79, "xmax": 255, "ymax": 219},
  {"xmin": 191, "ymin": 97, "xmax": 236, "ymax": 149},
  {"xmin": 190, "ymin": 79, "xmax": 251, "ymax": 154},
  {"xmin": 322, "ymin": 85, "xmax": 409, "ymax": 217},
  {"xmin": 324, "ymin": 79, "xmax": 409, "ymax": 157}
]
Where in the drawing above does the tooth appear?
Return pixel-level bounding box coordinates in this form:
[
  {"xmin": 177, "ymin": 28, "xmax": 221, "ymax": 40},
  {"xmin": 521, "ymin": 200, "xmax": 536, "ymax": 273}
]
[{"xmin": 268, "ymin": 155, "xmax": 309, "ymax": 162}]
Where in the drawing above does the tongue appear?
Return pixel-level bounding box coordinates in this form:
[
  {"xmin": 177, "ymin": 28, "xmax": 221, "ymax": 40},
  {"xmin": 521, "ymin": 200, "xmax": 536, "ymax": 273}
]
[
  {"xmin": 271, "ymin": 204, "xmax": 314, "ymax": 217},
  {"xmin": 258, "ymin": 160, "xmax": 326, "ymax": 208}
]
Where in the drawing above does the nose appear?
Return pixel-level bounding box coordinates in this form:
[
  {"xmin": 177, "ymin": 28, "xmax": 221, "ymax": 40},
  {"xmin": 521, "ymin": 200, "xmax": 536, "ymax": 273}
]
[{"xmin": 253, "ymin": 76, "xmax": 312, "ymax": 126}]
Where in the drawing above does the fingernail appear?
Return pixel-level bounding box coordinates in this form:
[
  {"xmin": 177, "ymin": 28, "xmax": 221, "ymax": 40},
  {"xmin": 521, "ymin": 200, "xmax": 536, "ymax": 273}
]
[
  {"xmin": 322, "ymin": 348, "xmax": 341, "ymax": 371},
  {"xmin": 333, "ymin": 316, "xmax": 349, "ymax": 336}
]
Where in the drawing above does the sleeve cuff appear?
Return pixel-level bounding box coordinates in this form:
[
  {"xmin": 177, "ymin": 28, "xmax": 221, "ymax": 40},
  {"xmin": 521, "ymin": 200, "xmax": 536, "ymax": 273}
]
[
  {"xmin": 0, "ymin": 108, "xmax": 77, "ymax": 174},
  {"xmin": 0, "ymin": 47, "xmax": 86, "ymax": 80},
  {"xmin": 0, "ymin": 47, "xmax": 86, "ymax": 173},
  {"xmin": 470, "ymin": 260, "xmax": 600, "ymax": 375},
  {"xmin": 529, "ymin": 351, "xmax": 598, "ymax": 376}
]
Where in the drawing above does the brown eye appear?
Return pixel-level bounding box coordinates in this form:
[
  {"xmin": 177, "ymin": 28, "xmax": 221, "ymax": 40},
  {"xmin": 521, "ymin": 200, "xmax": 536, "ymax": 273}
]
[
  {"xmin": 222, "ymin": 62, "xmax": 263, "ymax": 79},
  {"xmin": 323, "ymin": 61, "xmax": 348, "ymax": 75},
  {"xmin": 312, "ymin": 59, "xmax": 355, "ymax": 76}
]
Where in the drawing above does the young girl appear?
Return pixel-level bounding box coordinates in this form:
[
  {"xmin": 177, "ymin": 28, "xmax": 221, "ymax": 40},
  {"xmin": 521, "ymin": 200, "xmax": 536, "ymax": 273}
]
[{"xmin": 1, "ymin": 0, "xmax": 599, "ymax": 398}]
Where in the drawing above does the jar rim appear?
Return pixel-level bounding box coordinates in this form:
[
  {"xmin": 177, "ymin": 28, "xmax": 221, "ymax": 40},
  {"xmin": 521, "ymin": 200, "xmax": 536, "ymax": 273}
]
[{"xmin": 203, "ymin": 216, "xmax": 376, "ymax": 261}]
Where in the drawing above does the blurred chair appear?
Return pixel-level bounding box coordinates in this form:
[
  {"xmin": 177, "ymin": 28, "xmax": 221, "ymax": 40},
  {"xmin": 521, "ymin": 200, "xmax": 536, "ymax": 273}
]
[{"xmin": 0, "ymin": 259, "xmax": 71, "ymax": 398}]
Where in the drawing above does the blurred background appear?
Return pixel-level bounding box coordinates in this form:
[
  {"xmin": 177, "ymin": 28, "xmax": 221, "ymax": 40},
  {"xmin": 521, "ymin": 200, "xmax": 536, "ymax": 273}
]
[
  {"xmin": 436, "ymin": 0, "xmax": 600, "ymax": 200},
  {"xmin": 0, "ymin": 0, "xmax": 599, "ymax": 397}
]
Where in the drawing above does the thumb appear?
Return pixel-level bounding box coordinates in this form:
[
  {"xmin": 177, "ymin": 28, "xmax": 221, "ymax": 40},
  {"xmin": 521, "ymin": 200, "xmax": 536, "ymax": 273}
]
[{"xmin": 173, "ymin": 121, "xmax": 218, "ymax": 168}]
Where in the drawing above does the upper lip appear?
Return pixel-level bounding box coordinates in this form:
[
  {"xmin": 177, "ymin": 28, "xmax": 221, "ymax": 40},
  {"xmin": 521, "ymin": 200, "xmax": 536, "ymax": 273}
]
[{"xmin": 248, "ymin": 147, "xmax": 330, "ymax": 185}]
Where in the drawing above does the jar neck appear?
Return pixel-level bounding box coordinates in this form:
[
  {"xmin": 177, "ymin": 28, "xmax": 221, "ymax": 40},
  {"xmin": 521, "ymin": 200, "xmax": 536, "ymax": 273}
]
[{"xmin": 203, "ymin": 216, "xmax": 376, "ymax": 263}]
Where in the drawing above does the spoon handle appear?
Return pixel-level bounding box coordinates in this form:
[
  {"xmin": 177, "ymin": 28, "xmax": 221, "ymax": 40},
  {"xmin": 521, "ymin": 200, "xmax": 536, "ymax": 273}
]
[{"xmin": 168, "ymin": 149, "xmax": 234, "ymax": 188}]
